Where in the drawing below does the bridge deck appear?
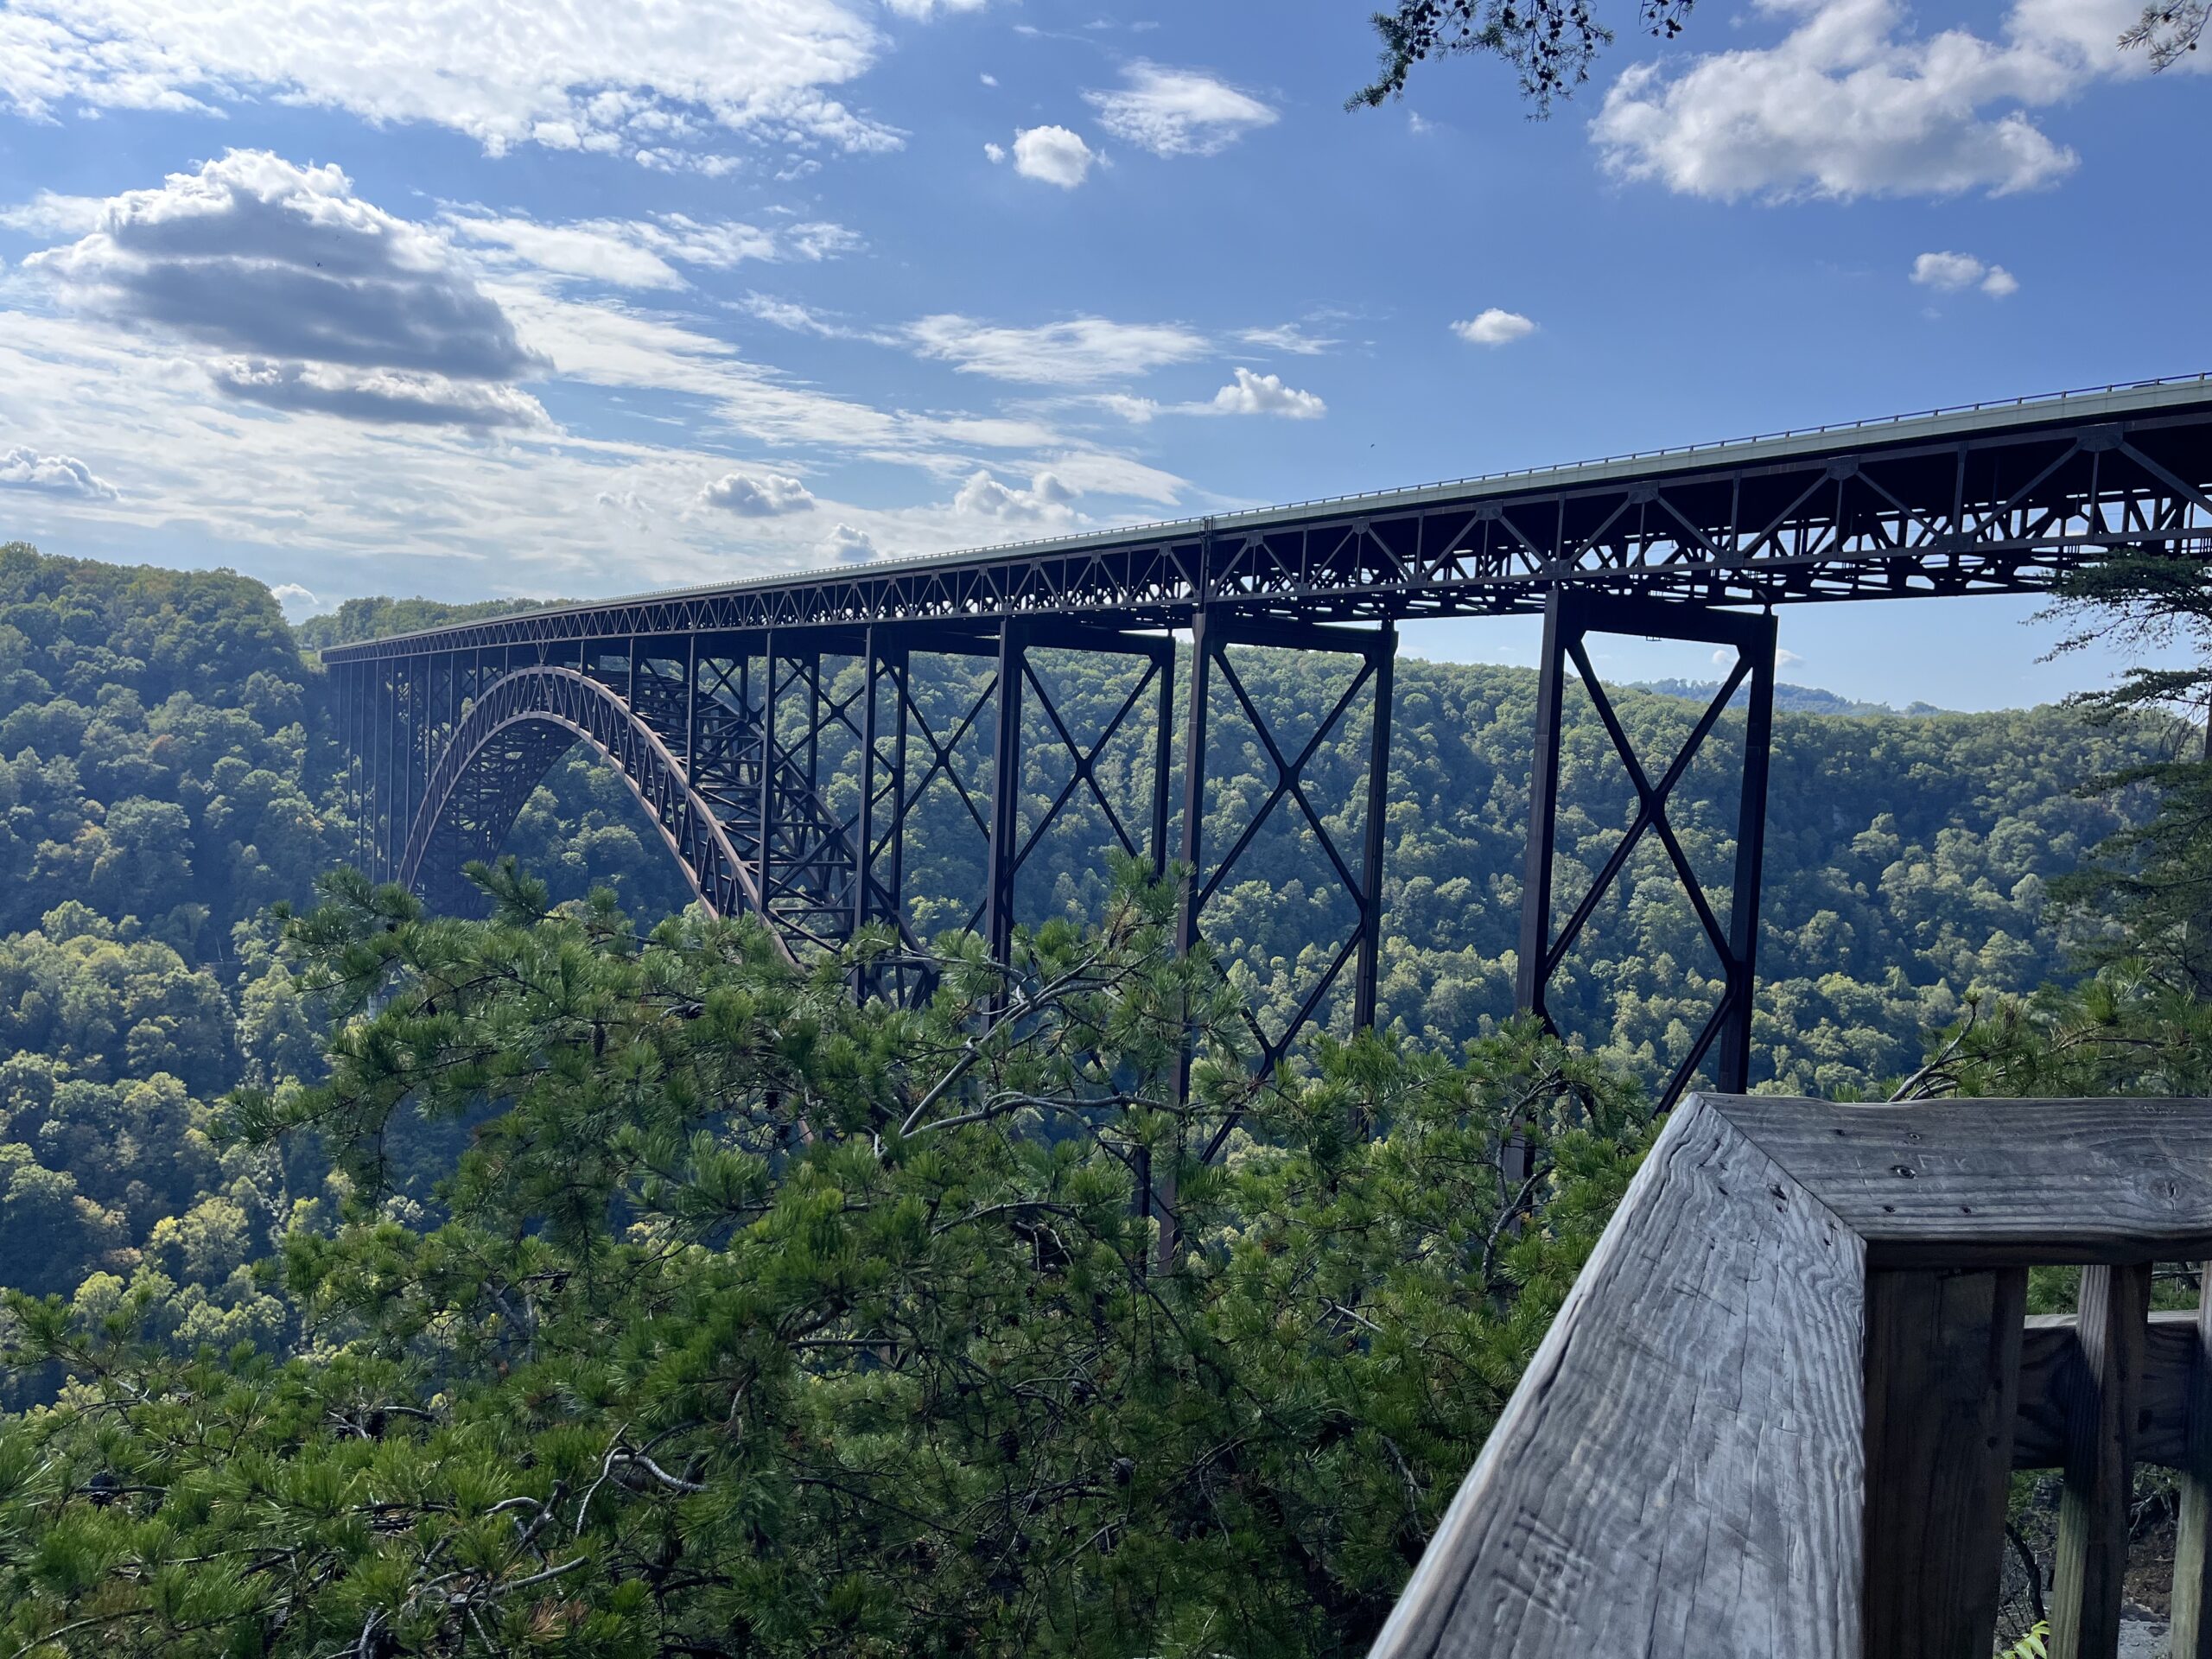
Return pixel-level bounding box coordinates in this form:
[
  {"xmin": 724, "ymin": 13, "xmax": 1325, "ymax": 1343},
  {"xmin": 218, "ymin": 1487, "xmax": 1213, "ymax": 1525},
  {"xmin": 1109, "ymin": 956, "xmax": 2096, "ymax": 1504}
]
[{"xmin": 321, "ymin": 373, "xmax": 2212, "ymax": 664}]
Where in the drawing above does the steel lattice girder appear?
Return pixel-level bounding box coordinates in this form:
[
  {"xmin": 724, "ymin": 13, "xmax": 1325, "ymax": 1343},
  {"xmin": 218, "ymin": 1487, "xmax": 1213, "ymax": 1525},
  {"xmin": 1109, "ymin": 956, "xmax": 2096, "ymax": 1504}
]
[{"xmin": 322, "ymin": 378, "xmax": 2212, "ymax": 667}]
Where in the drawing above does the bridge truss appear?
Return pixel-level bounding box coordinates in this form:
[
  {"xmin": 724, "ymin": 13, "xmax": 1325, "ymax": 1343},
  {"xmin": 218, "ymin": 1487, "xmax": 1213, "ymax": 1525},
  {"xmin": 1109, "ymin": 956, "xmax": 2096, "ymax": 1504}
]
[{"xmin": 326, "ymin": 375, "xmax": 2212, "ymax": 1109}]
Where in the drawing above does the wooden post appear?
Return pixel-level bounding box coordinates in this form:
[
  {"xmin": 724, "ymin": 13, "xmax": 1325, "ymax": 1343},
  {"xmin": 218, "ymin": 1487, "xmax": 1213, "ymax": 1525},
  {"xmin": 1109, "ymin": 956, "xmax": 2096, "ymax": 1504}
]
[
  {"xmin": 2050, "ymin": 1261, "xmax": 2152, "ymax": 1659},
  {"xmin": 2170, "ymin": 1266, "xmax": 2212, "ymax": 1658},
  {"xmin": 1862, "ymin": 1266, "xmax": 2027, "ymax": 1657}
]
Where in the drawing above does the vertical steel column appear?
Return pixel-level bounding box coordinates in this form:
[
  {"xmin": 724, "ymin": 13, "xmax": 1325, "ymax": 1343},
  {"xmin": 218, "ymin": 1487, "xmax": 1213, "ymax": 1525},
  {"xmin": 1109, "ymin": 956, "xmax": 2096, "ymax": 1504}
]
[
  {"xmin": 1353, "ymin": 622, "xmax": 1397, "ymax": 1030},
  {"xmin": 683, "ymin": 634, "xmax": 698, "ymax": 774},
  {"xmin": 1158, "ymin": 607, "xmax": 1216, "ymax": 1268},
  {"xmin": 803, "ymin": 652, "xmax": 821, "ymax": 803},
  {"xmin": 886, "ymin": 644, "xmax": 910, "ymax": 941},
  {"xmin": 1173, "ymin": 610, "xmax": 1213, "ymax": 960},
  {"xmin": 983, "ymin": 620, "xmax": 1027, "ymax": 964},
  {"xmin": 1719, "ymin": 613, "xmax": 1778, "ymax": 1094},
  {"xmin": 756, "ymin": 631, "xmax": 776, "ymax": 918},
  {"xmin": 854, "ymin": 624, "xmax": 880, "ymax": 945},
  {"xmin": 1515, "ymin": 591, "xmax": 1570, "ymax": 1029},
  {"xmin": 404, "ymin": 656, "xmax": 422, "ymax": 876},
  {"xmin": 1149, "ymin": 639, "xmax": 1175, "ymax": 880},
  {"xmin": 338, "ymin": 662, "xmax": 354, "ymax": 868},
  {"xmin": 378, "ymin": 662, "xmax": 394, "ymax": 881}
]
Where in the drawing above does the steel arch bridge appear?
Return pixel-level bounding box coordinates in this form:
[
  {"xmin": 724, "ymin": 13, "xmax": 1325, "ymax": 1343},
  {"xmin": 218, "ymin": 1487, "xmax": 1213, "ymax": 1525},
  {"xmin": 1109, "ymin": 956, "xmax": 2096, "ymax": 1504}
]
[{"xmin": 325, "ymin": 374, "xmax": 2212, "ymax": 1108}]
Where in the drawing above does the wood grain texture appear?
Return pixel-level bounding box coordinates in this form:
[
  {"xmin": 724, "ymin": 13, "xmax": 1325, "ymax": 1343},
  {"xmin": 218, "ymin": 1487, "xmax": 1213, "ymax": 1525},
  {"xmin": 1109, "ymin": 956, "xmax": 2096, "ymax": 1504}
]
[
  {"xmin": 1863, "ymin": 1267, "xmax": 2026, "ymax": 1658},
  {"xmin": 1364, "ymin": 1096, "xmax": 1866, "ymax": 1659},
  {"xmin": 2168, "ymin": 1274, "xmax": 2212, "ymax": 1659},
  {"xmin": 1709, "ymin": 1095, "xmax": 2212, "ymax": 1267},
  {"xmin": 2015, "ymin": 1310, "xmax": 2195, "ymax": 1471},
  {"xmin": 2050, "ymin": 1262, "xmax": 2152, "ymax": 1659}
]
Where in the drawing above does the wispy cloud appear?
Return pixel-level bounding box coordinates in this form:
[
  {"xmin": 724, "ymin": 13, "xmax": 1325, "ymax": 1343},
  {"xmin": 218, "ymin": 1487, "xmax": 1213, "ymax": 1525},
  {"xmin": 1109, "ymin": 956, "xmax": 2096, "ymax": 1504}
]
[
  {"xmin": 1084, "ymin": 62, "xmax": 1277, "ymax": 156},
  {"xmin": 0, "ymin": 0, "xmax": 900, "ymax": 162}
]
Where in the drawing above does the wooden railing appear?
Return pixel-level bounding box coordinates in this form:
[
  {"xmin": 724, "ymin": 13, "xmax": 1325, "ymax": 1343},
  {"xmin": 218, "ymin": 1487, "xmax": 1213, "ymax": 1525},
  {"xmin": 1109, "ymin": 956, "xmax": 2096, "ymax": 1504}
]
[{"xmin": 1366, "ymin": 1094, "xmax": 2212, "ymax": 1659}]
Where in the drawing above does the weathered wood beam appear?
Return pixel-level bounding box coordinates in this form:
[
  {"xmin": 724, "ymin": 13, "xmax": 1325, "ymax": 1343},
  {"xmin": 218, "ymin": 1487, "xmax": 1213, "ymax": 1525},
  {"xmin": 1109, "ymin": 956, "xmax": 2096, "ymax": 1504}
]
[
  {"xmin": 1715, "ymin": 1096, "xmax": 2212, "ymax": 1267},
  {"xmin": 1862, "ymin": 1266, "xmax": 2025, "ymax": 1658},
  {"xmin": 2049, "ymin": 1262, "xmax": 2152, "ymax": 1659},
  {"xmin": 2014, "ymin": 1308, "xmax": 2196, "ymax": 1470}
]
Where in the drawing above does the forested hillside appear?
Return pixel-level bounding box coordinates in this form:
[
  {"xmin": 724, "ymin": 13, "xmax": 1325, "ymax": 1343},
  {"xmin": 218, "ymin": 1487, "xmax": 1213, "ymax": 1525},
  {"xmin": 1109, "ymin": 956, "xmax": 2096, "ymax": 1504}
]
[{"xmin": 0, "ymin": 543, "xmax": 2167, "ymax": 1332}]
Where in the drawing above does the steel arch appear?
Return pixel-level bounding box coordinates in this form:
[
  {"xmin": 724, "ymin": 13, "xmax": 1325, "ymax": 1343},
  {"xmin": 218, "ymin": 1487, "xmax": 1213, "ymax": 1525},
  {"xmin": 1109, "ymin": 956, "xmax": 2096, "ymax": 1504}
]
[{"xmin": 397, "ymin": 665, "xmax": 772, "ymax": 936}]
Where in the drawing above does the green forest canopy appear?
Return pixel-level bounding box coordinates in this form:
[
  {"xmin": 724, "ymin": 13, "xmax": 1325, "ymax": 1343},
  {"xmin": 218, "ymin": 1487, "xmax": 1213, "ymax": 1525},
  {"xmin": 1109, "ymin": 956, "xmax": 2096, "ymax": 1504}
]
[{"xmin": 0, "ymin": 543, "xmax": 2174, "ymax": 1332}]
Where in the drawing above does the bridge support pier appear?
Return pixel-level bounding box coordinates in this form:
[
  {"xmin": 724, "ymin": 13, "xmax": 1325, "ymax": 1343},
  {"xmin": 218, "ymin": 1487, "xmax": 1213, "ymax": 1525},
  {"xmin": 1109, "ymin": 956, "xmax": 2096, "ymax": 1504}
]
[{"xmin": 1516, "ymin": 589, "xmax": 1776, "ymax": 1109}]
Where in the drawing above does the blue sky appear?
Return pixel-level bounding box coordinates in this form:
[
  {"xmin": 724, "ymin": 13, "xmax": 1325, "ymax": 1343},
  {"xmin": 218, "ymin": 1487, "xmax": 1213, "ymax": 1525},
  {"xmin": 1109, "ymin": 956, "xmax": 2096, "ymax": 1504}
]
[{"xmin": 0, "ymin": 0, "xmax": 2202, "ymax": 709}]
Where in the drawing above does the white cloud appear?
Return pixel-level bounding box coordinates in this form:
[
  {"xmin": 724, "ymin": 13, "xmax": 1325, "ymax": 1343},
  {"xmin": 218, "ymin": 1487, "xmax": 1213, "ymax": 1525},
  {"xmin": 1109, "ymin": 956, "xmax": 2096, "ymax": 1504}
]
[
  {"xmin": 1084, "ymin": 61, "xmax": 1276, "ymax": 156},
  {"xmin": 1236, "ymin": 323, "xmax": 1337, "ymax": 355},
  {"xmin": 1910, "ymin": 251, "xmax": 2019, "ymax": 296},
  {"xmin": 0, "ymin": 191, "xmax": 107, "ymax": 236},
  {"xmin": 702, "ymin": 469, "xmax": 817, "ymax": 515},
  {"xmin": 0, "ymin": 0, "xmax": 899, "ymax": 163},
  {"xmin": 448, "ymin": 217, "xmax": 696, "ymax": 290},
  {"xmin": 1097, "ymin": 392, "xmax": 1161, "ymax": 423},
  {"xmin": 270, "ymin": 582, "xmax": 318, "ymax": 615},
  {"xmin": 0, "ymin": 444, "xmax": 118, "ymax": 499},
  {"xmin": 952, "ymin": 467, "xmax": 1076, "ymax": 520},
  {"xmin": 24, "ymin": 151, "xmax": 549, "ymax": 429},
  {"xmin": 1452, "ymin": 308, "xmax": 1536, "ymax": 346},
  {"xmin": 444, "ymin": 210, "xmax": 857, "ymax": 289},
  {"xmin": 1587, "ymin": 0, "xmax": 2136, "ymax": 201},
  {"xmin": 983, "ymin": 141, "xmax": 1007, "ymax": 163},
  {"xmin": 1012, "ymin": 125, "xmax": 1095, "ymax": 188},
  {"xmin": 979, "ymin": 72, "xmax": 998, "ymax": 86},
  {"xmin": 820, "ymin": 521, "xmax": 877, "ymax": 561},
  {"xmin": 1210, "ymin": 366, "xmax": 1325, "ymax": 419},
  {"xmin": 881, "ymin": 0, "xmax": 986, "ymax": 14},
  {"xmin": 906, "ymin": 314, "xmax": 1206, "ymax": 385}
]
